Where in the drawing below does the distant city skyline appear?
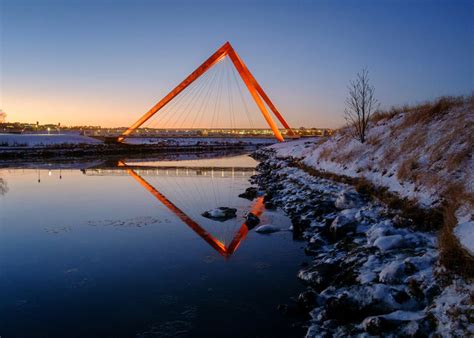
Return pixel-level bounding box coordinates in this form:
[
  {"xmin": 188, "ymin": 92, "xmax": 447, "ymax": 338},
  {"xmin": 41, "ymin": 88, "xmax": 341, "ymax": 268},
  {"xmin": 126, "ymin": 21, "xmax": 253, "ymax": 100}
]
[{"xmin": 1, "ymin": 0, "xmax": 472, "ymax": 129}]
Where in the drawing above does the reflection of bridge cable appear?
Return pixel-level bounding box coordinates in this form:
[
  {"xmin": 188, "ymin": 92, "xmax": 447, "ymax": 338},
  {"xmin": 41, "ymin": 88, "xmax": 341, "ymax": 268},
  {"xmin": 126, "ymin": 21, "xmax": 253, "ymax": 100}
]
[
  {"xmin": 142, "ymin": 166, "xmax": 245, "ymax": 247},
  {"xmin": 117, "ymin": 162, "xmax": 264, "ymax": 257}
]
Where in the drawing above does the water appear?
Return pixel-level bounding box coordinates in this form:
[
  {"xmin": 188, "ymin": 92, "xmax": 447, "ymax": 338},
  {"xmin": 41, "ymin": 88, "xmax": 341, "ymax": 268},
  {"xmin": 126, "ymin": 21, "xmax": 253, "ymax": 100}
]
[{"xmin": 0, "ymin": 154, "xmax": 306, "ymax": 337}]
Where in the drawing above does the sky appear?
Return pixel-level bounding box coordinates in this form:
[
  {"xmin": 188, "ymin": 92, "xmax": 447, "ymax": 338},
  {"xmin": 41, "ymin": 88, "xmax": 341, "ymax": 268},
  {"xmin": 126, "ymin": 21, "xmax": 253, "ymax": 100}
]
[{"xmin": 0, "ymin": 0, "xmax": 473, "ymax": 128}]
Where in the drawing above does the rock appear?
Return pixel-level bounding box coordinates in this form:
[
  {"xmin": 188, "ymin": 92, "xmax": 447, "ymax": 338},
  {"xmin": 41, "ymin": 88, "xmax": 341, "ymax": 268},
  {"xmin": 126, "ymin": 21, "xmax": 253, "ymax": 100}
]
[
  {"xmin": 264, "ymin": 201, "xmax": 276, "ymax": 210},
  {"xmin": 238, "ymin": 187, "xmax": 258, "ymax": 200},
  {"xmin": 373, "ymin": 234, "xmax": 405, "ymax": 252},
  {"xmin": 255, "ymin": 224, "xmax": 280, "ymax": 234},
  {"xmin": 362, "ymin": 316, "xmax": 394, "ymax": 335},
  {"xmin": 324, "ymin": 294, "xmax": 361, "ymax": 322},
  {"xmin": 245, "ymin": 212, "xmax": 260, "ymax": 228},
  {"xmin": 383, "ymin": 310, "xmax": 426, "ymax": 321},
  {"xmin": 335, "ymin": 189, "xmax": 362, "ymax": 210},
  {"xmin": 379, "ymin": 261, "xmax": 406, "ymax": 283},
  {"xmin": 297, "ymin": 290, "xmax": 318, "ymax": 312},
  {"xmin": 393, "ymin": 290, "xmax": 411, "ymax": 304},
  {"xmin": 201, "ymin": 207, "xmax": 237, "ymax": 221},
  {"xmin": 297, "ymin": 262, "xmax": 337, "ymax": 290},
  {"xmin": 329, "ymin": 209, "xmax": 358, "ymax": 237},
  {"xmin": 309, "ymin": 233, "xmax": 326, "ymax": 246},
  {"xmin": 363, "ymin": 311, "xmax": 426, "ymax": 335},
  {"xmin": 263, "ymin": 193, "xmax": 273, "ymax": 202},
  {"xmin": 313, "ymin": 200, "xmax": 336, "ymax": 216},
  {"xmin": 407, "ymin": 279, "xmax": 425, "ymax": 301}
]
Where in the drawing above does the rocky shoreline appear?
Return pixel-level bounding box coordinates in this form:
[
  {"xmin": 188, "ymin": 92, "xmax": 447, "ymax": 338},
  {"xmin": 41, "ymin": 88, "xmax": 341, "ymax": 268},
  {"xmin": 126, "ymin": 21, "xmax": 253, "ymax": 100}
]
[{"xmin": 250, "ymin": 149, "xmax": 473, "ymax": 337}]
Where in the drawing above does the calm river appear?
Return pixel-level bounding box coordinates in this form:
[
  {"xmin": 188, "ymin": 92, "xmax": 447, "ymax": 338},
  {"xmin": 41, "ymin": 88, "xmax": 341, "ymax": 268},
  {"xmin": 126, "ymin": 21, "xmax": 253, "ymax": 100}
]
[{"xmin": 0, "ymin": 153, "xmax": 305, "ymax": 337}]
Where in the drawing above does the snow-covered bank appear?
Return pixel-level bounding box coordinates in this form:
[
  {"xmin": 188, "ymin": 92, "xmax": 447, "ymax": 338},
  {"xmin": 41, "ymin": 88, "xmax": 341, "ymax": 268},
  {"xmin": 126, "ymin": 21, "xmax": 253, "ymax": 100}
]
[
  {"xmin": 454, "ymin": 220, "xmax": 474, "ymax": 256},
  {"xmin": 269, "ymin": 96, "xmax": 473, "ymax": 262},
  {"xmin": 0, "ymin": 133, "xmax": 102, "ymax": 147},
  {"xmin": 251, "ymin": 155, "xmax": 473, "ymax": 337},
  {"xmin": 0, "ymin": 134, "xmax": 277, "ymax": 148}
]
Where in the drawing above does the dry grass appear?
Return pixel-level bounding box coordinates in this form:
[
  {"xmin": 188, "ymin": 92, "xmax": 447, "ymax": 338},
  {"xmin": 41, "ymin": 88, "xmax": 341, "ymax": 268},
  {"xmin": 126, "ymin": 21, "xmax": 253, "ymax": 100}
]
[
  {"xmin": 398, "ymin": 95, "xmax": 469, "ymax": 128},
  {"xmin": 370, "ymin": 107, "xmax": 404, "ymax": 124},
  {"xmin": 311, "ymin": 94, "xmax": 474, "ymax": 276},
  {"xmin": 370, "ymin": 94, "xmax": 472, "ymax": 127},
  {"xmin": 439, "ymin": 184, "xmax": 474, "ymax": 278},
  {"xmin": 397, "ymin": 156, "xmax": 420, "ymax": 182},
  {"xmin": 298, "ymin": 159, "xmax": 473, "ymax": 277},
  {"xmin": 319, "ymin": 146, "xmax": 333, "ymax": 160},
  {"xmin": 446, "ymin": 147, "xmax": 472, "ymax": 172},
  {"xmin": 366, "ymin": 135, "xmax": 382, "ymax": 147}
]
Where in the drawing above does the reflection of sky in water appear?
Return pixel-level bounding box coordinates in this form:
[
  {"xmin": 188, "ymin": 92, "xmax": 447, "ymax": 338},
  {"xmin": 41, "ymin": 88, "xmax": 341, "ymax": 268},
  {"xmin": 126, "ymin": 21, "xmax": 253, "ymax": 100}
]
[
  {"xmin": 0, "ymin": 155, "xmax": 305, "ymax": 337},
  {"xmin": 134, "ymin": 169, "xmax": 254, "ymax": 247},
  {"xmin": 127, "ymin": 152, "xmax": 260, "ymax": 168}
]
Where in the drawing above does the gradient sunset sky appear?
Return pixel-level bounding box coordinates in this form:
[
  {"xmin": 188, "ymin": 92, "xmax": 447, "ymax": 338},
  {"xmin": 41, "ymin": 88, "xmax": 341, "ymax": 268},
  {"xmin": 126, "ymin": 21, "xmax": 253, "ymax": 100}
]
[{"xmin": 1, "ymin": 0, "xmax": 472, "ymax": 128}]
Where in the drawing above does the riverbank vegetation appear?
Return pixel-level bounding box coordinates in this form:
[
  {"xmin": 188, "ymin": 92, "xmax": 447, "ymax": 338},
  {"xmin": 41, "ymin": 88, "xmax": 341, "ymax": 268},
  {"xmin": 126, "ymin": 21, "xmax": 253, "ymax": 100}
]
[{"xmin": 270, "ymin": 95, "xmax": 473, "ymax": 269}]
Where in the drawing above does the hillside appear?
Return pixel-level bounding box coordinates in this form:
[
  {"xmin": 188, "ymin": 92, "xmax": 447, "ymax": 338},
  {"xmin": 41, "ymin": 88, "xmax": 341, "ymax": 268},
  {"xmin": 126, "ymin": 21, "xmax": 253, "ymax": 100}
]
[
  {"xmin": 271, "ymin": 96, "xmax": 473, "ymax": 259},
  {"xmin": 252, "ymin": 95, "xmax": 473, "ymax": 336}
]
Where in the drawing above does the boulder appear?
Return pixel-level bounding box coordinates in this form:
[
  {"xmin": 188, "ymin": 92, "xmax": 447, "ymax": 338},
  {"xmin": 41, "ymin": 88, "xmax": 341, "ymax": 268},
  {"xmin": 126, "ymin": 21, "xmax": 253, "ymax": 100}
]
[
  {"xmin": 297, "ymin": 290, "xmax": 318, "ymax": 312},
  {"xmin": 362, "ymin": 316, "xmax": 395, "ymax": 335},
  {"xmin": 201, "ymin": 207, "xmax": 237, "ymax": 221},
  {"xmin": 255, "ymin": 224, "xmax": 280, "ymax": 234},
  {"xmin": 329, "ymin": 209, "xmax": 358, "ymax": 237},
  {"xmin": 379, "ymin": 261, "xmax": 406, "ymax": 283},
  {"xmin": 363, "ymin": 311, "xmax": 426, "ymax": 335},
  {"xmin": 264, "ymin": 201, "xmax": 276, "ymax": 210},
  {"xmin": 324, "ymin": 293, "xmax": 361, "ymax": 322},
  {"xmin": 245, "ymin": 212, "xmax": 260, "ymax": 228},
  {"xmin": 297, "ymin": 262, "xmax": 338, "ymax": 290},
  {"xmin": 373, "ymin": 235, "xmax": 405, "ymax": 252},
  {"xmin": 238, "ymin": 187, "xmax": 258, "ymax": 200},
  {"xmin": 335, "ymin": 189, "xmax": 363, "ymax": 210}
]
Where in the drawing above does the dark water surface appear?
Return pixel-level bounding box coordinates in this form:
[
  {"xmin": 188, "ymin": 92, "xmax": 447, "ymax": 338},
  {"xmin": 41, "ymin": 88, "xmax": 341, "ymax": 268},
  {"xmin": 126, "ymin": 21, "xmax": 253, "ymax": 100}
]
[{"xmin": 0, "ymin": 154, "xmax": 306, "ymax": 337}]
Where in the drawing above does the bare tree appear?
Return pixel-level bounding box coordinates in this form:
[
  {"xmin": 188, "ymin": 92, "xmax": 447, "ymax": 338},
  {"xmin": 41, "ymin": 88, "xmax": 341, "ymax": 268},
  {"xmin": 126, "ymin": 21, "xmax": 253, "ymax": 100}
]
[{"xmin": 344, "ymin": 69, "xmax": 378, "ymax": 143}]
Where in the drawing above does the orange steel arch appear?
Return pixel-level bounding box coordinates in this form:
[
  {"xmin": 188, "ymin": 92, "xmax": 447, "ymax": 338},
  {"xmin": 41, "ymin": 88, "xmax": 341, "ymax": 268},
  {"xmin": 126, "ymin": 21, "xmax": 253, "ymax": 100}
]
[
  {"xmin": 118, "ymin": 42, "xmax": 296, "ymax": 142},
  {"xmin": 118, "ymin": 161, "xmax": 265, "ymax": 258}
]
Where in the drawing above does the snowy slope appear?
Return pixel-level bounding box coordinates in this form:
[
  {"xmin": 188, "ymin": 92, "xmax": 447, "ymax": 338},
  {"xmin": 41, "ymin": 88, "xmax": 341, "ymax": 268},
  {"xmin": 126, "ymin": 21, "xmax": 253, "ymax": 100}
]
[{"xmin": 269, "ymin": 96, "xmax": 473, "ymax": 254}]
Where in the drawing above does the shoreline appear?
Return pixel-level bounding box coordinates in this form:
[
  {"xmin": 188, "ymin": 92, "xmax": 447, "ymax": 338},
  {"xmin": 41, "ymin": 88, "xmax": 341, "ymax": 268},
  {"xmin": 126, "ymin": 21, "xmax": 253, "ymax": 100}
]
[
  {"xmin": 0, "ymin": 143, "xmax": 262, "ymax": 166},
  {"xmin": 250, "ymin": 148, "xmax": 473, "ymax": 337}
]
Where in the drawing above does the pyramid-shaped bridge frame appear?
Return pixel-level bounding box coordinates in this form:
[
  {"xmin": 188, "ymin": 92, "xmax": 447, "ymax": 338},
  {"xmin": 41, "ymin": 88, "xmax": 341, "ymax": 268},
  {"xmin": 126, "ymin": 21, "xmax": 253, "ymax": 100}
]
[{"xmin": 118, "ymin": 42, "xmax": 296, "ymax": 142}]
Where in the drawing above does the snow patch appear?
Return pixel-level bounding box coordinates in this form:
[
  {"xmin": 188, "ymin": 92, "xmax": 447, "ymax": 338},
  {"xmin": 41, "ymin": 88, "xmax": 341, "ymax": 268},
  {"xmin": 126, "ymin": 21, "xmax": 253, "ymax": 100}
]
[{"xmin": 454, "ymin": 220, "xmax": 474, "ymax": 256}]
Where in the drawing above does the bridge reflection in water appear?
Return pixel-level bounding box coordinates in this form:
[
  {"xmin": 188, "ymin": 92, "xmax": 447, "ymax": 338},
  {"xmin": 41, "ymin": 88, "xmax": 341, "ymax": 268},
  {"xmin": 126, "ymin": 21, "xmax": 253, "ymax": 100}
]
[{"xmin": 84, "ymin": 161, "xmax": 263, "ymax": 258}]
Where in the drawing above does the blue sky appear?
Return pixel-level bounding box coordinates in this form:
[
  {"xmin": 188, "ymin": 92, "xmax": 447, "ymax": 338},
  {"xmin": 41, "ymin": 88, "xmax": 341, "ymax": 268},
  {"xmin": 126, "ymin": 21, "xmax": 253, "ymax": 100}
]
[{"xmin": 1, "ymin": 0, "xmax": 472, "ymax": 128}]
